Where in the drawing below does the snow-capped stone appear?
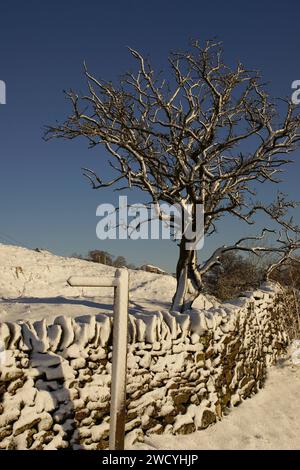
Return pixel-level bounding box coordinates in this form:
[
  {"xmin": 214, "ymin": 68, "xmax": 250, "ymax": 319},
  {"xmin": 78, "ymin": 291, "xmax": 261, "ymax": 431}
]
[{"xmin": 54, "ymin": 316, "xmax": 75, "ymax": 350}]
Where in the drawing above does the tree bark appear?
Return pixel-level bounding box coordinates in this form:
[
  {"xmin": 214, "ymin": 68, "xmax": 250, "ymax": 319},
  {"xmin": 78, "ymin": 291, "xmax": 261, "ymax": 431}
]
[{"xmin": 171, "ymin": 237, "xmax": 203, "ymax": 312}]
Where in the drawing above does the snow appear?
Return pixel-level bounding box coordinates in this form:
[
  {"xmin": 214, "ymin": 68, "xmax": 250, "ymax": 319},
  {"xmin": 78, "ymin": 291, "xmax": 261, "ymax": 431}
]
[
  {"xmin": 1, "ymin": 242, "xmax": 299, "ymax": 450},
  {"xmin": 0, "ymin": 244, "xmax": 222, "ymax": 339},
  {"xmin": 35, "ymin": 390, "xmax": 58, "ymax": 413},
  {"xmin": 0, "ymin": 243, "xmax": 181, "ymax": 323},
  {"xmin": 291, "ymin": 340, "xmax": 300, "ymax": 365},
  {"xmin": 139, "ymin": 265, "xmax": 169, "ymax": 278}
]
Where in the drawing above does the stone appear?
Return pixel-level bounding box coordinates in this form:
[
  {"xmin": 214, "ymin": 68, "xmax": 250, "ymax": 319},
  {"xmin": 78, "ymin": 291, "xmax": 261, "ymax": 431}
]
[
  {"xmin": 38, "ymin": 412, "xmax": 53, "ymax": 431},
  {"xmin": 20, "ymin": 357, "xmax": 29, "ymax": 368},
  {"xmin": 5, "ymin": 322, "xmax": 22, "ymax": 349},
  {"xmin": 0, "ymin": 407, "xmax": 21, "ymax": 428},
  {"xmin": 70, "ymin": 357, "xmax": 86, "ymax": 369},
  {"xmin": 173, "ymin": 413, "xmax": 195, "ymax": 434},
  {"xmin": 0, "ymin": 323, "xmax": 11, "ymax": 349},
  {"xmin": 63, "ymin": 344, "xmax": 87, "ymax": 360},
  {"xmin": 30, "ymin": 352, "xmax": 62, "ymax": 368},
  {"xmin": 195, "ymin": 408, "xmax": 216, "ymax": 429},
  {"xmin": 125, "ymin": 428, "xmax": 144, "ymax": 446},
  {"xmin": 33, "ymin": 319, "xmax": 50, "ymax": 352},
  {"xmin": 195, "ymin": 351, "xmax": 205, "ymax": 365},
  {"xmin": 13, "ymin": 409, "xmax": 41, "ymax": 436},
  {"xmin": 75, "ymin": 409, "xmax": 90, "ymax": 421},
  {"xmin": 14, "ymin": 428, "xmax": 36, "ymax": 449},
  {"xmin": 35, "ymin": 390, "xmax": 58, "ymax": 413},
  {"xmin": 47, "ymin": 324, "xmax": 62, "ymax": 351},
  {"xmin": 7, "ymin": 378, "xmax": 25, "ymax": 394},
  {"xmin": 0, "ymin": 425, "xmax": 12, "ymax": 441},
  {"xmin": 191, "ymin": 333, "xmax": 200, "ymax": 344},
  {"xmin": 231, "ymin": 393, "xmax": 241, "ymax": 406},
  {"xmin": 139, "ymin": 352, "xmax": 151, "ymax": 369},
  {"xmin": 54, "ymin": 316, "xmax": 75, "ymax": 350},
  {"xmin": 21, "ymin": 322, "xmax": 46, "ymax": 353},
  {"xmin": 1, "ymin": 367, "xmax": 23, "ymax": 382},
  {"xmin": 89, "ymin": 348, "xmax": 106, "ymax": 361},
  {"xmin": 45, "ymin": 362, "xmax": 75, "ymax": 381},
  {"xmin": 173, "ymin": 390, "xmax": 192, "ymax": 406}
]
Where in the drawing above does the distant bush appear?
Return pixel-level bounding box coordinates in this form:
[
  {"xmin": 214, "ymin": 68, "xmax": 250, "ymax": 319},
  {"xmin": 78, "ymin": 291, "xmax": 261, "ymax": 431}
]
[
  {"xmin": 88, "ymin": 250, "xmax": 113, "ymax": 265},
  {"xmin": 278, "ymin": 288, "xmax": 300, "ymax": 341},
  {"xmin": 86, "ymin": 250, "xmax": 136, "ymax": 269},
  {"xmin": 269, "ymin": 258, "xmax": 300, "ymax": 290},
  {"xmin": 269, "ymin": 259, "xmax": 300, "ymax": 340},
  {"xmin": 204, "ymin": 252, "xmax": 264, "ymax": 301}
]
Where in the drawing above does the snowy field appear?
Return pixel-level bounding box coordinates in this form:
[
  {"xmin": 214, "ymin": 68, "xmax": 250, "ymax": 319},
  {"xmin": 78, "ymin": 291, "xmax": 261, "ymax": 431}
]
[
  {"xmin": 0, "ymin": 244, "xmax": 216, "ymax": 324},
  {"xmin": 0, "ymin": 244, "xmax": 174, "ymax": 323}
]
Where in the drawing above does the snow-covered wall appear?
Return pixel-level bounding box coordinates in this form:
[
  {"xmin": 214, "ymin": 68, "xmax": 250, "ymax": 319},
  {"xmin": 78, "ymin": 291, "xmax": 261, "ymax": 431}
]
[{"xmin": 0, "ymin": 282, "xmax": 288, "ymax": 450}]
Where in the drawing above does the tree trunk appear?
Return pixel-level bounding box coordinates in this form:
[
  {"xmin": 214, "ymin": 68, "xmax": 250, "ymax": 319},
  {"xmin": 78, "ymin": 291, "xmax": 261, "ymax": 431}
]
[{"xmin": 171, "ymin": 237, "xmax": 203, "ymax": 312}]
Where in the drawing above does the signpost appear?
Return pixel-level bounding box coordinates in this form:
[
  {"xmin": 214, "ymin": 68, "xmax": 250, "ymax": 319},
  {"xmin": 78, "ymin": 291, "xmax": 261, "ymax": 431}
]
[{"xmin": 67, "ymin": 268, "xmax": 129, "ymax": 450}]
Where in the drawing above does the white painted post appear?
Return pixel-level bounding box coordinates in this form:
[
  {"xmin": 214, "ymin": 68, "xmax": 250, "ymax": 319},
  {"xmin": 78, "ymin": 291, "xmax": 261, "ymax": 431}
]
[{"xmin": 67, "ymin": 268, "xmax": 129, "ymax": 450}]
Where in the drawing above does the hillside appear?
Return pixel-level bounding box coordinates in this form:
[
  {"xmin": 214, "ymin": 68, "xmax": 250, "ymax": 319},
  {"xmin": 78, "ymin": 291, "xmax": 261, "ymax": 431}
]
[{"xmin": 0, "ymin": 243, "xmax": 217, "ymax": 323}]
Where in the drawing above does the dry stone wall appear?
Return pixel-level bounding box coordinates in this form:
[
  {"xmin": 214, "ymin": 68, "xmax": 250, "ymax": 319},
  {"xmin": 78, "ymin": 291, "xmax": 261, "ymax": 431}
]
[{"xmin": 0, "ymin": 282, "xmax": 288, "ymax": 449}]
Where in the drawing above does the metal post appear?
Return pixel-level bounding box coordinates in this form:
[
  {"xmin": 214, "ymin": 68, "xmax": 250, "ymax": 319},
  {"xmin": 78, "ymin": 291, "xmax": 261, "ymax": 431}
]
[{"xmin": 67, "ymin": 268, "xmax": 129, "ymax": 450}]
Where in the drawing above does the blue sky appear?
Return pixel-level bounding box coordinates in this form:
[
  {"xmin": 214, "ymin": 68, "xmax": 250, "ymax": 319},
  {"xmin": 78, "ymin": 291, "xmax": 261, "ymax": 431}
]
[{"xmin": 0, "ymin": 0, "xmax": 300, "ymax": 271}]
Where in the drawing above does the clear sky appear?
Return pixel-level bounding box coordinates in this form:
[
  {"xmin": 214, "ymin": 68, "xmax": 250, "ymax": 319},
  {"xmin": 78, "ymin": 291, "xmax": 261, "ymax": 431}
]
[{"xmin": 0, "ymin": 0, "xmax": 300, "ymax": 272}]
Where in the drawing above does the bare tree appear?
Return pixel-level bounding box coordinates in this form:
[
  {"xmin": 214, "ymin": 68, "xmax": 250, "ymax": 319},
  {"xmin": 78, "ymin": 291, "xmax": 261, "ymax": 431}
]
[
  {"xmin": 45, "ymin": 40, "xmax": 300, "ymax": 312},
  {"xmin": 113, "ymin": 256, "xmax": 127, "ymax": 268},
  {"xmin": 88, "ymin": 250, "xmax": 113, "ymax": 265}
]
